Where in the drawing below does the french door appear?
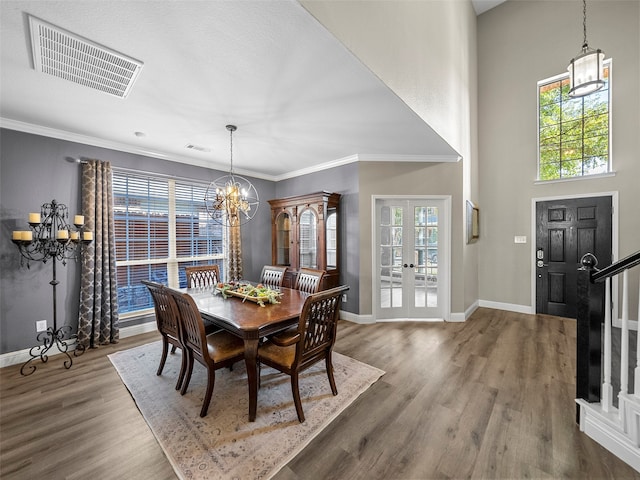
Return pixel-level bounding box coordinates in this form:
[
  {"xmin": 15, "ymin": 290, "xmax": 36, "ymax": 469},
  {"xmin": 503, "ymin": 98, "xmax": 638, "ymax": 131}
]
[{"xmin": 373, "ymin": 197, "xmax": 450, "ymax": 321}]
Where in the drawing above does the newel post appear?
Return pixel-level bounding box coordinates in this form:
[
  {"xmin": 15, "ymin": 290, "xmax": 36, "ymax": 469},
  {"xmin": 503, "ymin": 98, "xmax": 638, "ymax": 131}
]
[{"xmin": 576, "ymin": 253, "xmax": 604, "ymax": 422}]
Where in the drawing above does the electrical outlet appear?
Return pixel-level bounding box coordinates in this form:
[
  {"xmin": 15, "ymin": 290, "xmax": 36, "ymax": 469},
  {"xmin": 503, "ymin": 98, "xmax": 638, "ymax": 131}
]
[
  {"xmin": 36, "ymin": 320, "xmax": 47, "ymax": 332},
  {"xmin": 342, "ymin": 293, "xmax": 347, "ymax": 302}
]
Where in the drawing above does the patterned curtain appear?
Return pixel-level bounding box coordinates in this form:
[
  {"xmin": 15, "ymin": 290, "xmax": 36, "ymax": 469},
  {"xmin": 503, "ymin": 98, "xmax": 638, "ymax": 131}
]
[
  {"xmin": 77, "ymin": 160, "xmax": 119, "ymax": 348},
  {"xmin": 226, "ymin": 224, "xmax": 243, "ymax": 281}
]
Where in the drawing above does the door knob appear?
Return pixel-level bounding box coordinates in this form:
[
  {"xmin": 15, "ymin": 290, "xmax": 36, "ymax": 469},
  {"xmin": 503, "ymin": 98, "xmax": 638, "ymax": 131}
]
[
  {"xmin": 409, "ymin": 263, "xmax": 414, "ymax": 268},
  {"xmin": 403, "ymin": 263, "xmax": 408, "ymax": 268}
]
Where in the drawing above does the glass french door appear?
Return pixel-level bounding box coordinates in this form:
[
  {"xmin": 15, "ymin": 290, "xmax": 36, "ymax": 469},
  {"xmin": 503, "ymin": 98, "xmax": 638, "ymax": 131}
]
[{"xmin": 374, "ymin": 197, "xmax": 449, "ymax": 320}]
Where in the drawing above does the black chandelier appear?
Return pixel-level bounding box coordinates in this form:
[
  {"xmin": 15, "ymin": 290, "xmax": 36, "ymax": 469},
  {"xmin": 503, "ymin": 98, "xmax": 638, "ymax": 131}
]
[{"xmin": 567, "ymin": 0, "xmax": 605, "ymax": 98}]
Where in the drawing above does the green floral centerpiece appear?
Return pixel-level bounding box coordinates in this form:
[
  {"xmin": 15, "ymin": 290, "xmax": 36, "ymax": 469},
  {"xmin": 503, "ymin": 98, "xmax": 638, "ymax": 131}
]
[{"xmin": 215, "ymin": 282, "xmax": 281, "ymax": 307}]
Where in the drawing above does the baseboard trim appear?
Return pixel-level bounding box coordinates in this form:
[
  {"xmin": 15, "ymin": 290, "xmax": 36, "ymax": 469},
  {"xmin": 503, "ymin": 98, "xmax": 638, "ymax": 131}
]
[
  {"xmin": 0, "ymin": 322, "xmax": 158, "ymax": 369},
  {"xmin": 478, "ymin": 300, "xmax": 534, "ymax": 315},
  {"xmin": 577, "ymin": 399, "xmax": 640, "ymax": 472}
]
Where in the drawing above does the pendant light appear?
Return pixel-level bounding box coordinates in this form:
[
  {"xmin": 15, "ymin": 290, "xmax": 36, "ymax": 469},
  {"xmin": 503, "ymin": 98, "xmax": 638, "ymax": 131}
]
[
  {"xmin": 567, "ymin": 0, "xmax": 605, "ymax": 98},
  {"xmin": 205, "ymin": 125, "xmax": 259, "ymax": 227}
]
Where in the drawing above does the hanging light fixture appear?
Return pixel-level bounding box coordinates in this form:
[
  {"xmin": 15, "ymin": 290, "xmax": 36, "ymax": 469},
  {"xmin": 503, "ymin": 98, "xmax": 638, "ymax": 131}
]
[
  {"xmin": 567, "ymin": 0, "xmax": 605, "ymax": 98},
  {"xmin": 205, "ymin": 125, "xmax": 259, "ymax": 227}
]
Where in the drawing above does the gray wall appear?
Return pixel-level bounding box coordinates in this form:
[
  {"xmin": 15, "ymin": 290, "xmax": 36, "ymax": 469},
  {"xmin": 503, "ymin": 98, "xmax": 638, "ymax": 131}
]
[
  {"xmin": 274, "ymin": 162, "xmax": 359, "ymax": 313},
  {"xmin": 478, "ymin": 0, "xmax": 640, "ymax": 311},
  {"xmin": 0, "ymin": 129, "xmax": 275, "ymax": 353},
  {"xmin": 0, "ymin": 129, "xmax": 362, "ymax": 354}
]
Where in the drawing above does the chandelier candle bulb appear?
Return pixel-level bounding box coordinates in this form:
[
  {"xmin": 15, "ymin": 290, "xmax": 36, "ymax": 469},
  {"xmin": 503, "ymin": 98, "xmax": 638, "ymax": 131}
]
[
  {"xmin": 70, "ymin": 231, "xmax": 80, "ymax": 241},
  {"xmin": 57, "ymin": 229, "xmax": 69, "ymax": 240},
  {"xmin": 83, "ymin": 231, "xmax": 93, "ymax": 241},
  {"xmin": 12, "ymin": 231, "xmax": 22, "ymax": 240},
  {"xmin": 28, "ymin": 212, "xmax": 41, "ymax": 224},
  {"xmin": 73, "ymin": 215, "xmax": 84, "ymax": 226},
  {"xmin": 21, "ymin": 231, "xmax": 33, "ymax": 241}
]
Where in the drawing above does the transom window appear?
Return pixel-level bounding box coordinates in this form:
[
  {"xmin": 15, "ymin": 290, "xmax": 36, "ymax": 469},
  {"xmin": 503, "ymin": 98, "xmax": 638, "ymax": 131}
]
[
  {"xmin": 112, "ymin": 170, "xmax": 224, "ymax": 316},
  {"xmin": 537, "ymin": 61, "xmax": 611, "ymax": 181}
]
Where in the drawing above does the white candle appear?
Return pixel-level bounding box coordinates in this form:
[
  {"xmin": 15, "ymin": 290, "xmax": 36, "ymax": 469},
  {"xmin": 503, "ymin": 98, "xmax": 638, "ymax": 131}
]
[
  {"xmin": 28, "ymin": 213, "xmax": 41, "ymax": 224},
  {"xmin": 21, "ymin": 231, "xmax": 33, "ymax": 241},
  {"xmin": 57, "ymin": 229, "xmax": 69, "ymax": 240},
  {"xmin": 12, "ymin": 231, "xmax": 22, "ymax": 240},
  {"xmin": 74, "ymin": 215, "xmax": 85, "ymax": 226},
  {"xmin": 83, "ymin": 231, "xmax": 93, "ymax": 241},
  {"xmin": 70, "ymin": 231, "xmax": 80, "ymax": 241}
]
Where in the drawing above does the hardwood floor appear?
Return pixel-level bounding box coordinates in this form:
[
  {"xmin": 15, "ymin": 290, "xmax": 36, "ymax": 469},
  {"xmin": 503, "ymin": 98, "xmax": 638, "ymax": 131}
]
[{"xmin": 1, "ymin": 308, "xmax": 638, "ymax": 479}]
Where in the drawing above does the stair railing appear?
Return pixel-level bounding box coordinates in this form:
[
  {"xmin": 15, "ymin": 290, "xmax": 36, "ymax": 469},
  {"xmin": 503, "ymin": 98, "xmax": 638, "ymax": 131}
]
[{"xmin": 576, "ymin": 250, "xmax": 640, "ymax": 419}]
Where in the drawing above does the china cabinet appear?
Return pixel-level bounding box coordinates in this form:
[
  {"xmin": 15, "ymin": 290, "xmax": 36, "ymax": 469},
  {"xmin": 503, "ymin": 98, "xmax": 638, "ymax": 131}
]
[{"xmin": 268, "ymin": 191, "xmax": 341, "ymax": 290}]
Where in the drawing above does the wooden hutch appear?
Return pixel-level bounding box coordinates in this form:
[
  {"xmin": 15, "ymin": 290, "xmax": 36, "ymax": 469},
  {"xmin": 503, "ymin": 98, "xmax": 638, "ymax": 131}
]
[{"xmin": 268, "ymin": 191, "xmax": 341, "ymax": 290}]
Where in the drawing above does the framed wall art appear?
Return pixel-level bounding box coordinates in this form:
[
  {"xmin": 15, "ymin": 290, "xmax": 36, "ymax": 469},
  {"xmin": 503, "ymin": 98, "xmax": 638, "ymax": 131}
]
[{"xmin": 466, "ymin": 200, "xmax": 479, "ymax": 244}]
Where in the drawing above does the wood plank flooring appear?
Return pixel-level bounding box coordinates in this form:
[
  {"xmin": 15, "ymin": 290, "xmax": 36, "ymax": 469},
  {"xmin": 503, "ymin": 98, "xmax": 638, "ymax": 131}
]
[{"xmin": 1, "ymin": 308, "xmax": 639, "ymax": 479}]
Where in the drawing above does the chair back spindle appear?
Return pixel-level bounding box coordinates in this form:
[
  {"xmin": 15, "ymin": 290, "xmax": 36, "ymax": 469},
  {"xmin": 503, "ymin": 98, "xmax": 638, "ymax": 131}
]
[
  {"xmin": 260, "ymin": 265, "xmax": 288, "ymax": 288},
  {"xmin": 294, "ymin": 268, "xmax": 325, "ymax": 294},
  {"xmin": 185, "ymin": 265, "xmax": 220, "ymax": 288}
]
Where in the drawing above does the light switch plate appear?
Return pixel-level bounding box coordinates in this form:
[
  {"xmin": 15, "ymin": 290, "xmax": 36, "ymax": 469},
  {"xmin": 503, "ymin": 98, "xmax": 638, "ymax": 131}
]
[{"xmin": 514, "ymin": 236, "xmax": 527, "ymax": 244}]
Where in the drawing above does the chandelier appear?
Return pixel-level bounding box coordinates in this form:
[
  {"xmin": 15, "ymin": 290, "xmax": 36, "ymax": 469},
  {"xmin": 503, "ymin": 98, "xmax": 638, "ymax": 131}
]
[
  {"xmin": 567, "ymin": 0, "xmax": 605, "ymax": 98},
  {"xmin": 205, "ymin": 125, "xmax": 259, "ymax": 227}
]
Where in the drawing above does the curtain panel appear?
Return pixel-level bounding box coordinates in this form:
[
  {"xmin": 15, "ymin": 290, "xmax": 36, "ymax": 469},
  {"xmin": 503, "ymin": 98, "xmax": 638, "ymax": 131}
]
[
  {"xmin": 226, "ymin": 224, "xmax": 243, "ymax": 282},
  {"xmin": 78, "ymin": 160, "xmax": 119, "ymax": 348}
]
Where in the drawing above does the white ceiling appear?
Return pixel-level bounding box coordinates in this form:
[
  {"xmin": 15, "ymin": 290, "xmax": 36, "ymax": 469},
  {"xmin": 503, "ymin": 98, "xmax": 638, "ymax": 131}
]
[
  {"xmin": 0, "ymin": 0, "xmax": 463, "ymax": 181},
  {"xmin": 471, "ymin": 0, "xmax": 507, "ymax": 15}
]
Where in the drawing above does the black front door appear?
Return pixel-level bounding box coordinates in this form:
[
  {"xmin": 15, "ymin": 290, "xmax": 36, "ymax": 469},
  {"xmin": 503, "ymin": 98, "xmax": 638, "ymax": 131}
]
[{"xmin": 536, "ymin": 196, "xmax": 612, "ymax": 318}]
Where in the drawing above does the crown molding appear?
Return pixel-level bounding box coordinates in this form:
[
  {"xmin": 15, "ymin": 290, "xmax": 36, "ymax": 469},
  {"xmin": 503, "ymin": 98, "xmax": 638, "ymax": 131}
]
[{"xmin": 1, "ymin": 118, "xmax": 461, "ymax": 182}]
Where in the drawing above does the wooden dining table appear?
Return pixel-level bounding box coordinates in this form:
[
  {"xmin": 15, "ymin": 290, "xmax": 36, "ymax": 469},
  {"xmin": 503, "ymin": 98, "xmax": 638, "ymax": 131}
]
[{"xmin": 185, "ymin": 284, "xmax": 309, "ymax": 422}]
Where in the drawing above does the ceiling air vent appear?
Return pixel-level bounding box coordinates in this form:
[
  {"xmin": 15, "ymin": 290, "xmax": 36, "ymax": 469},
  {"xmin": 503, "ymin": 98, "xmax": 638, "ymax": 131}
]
[
  {"xmin": 186, "ymin": 144, "xmax": 211, "ymax": 153},
  {"xmin": 28, "ymin": 15, "xmax": 143, "ymax": 98}
]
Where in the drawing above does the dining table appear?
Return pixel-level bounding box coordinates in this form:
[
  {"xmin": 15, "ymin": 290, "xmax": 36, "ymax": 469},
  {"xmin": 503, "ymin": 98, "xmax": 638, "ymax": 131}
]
[{"xmin": 185, "ymin": 284, "xmax": 309, "ymax": 422}]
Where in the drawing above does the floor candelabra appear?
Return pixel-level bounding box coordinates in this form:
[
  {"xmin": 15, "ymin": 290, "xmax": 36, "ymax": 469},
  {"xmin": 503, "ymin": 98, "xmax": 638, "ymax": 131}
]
[{"xmin": 12, "ymin": 199, "xmax": 93, "ymax": 376}]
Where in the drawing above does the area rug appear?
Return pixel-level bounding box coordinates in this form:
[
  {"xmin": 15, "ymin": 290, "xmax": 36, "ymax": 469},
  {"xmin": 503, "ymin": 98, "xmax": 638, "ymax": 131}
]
[{"xmin": 108, "ymin": 341, "xmax": 384, "ymax": 479}]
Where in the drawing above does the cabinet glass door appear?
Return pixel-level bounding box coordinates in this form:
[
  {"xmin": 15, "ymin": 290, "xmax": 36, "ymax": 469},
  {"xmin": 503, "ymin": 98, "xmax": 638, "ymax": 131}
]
[
  {"xmin": 299, "ymin": 209, "xmax": 317, "ymax": 268},
  {"xmin": 275, "ymin": 212, "xmax": 291, "ymax": 266},
  {"xmin": 326, "ymin": 209, "xmax": 337, "ymax": 269}
]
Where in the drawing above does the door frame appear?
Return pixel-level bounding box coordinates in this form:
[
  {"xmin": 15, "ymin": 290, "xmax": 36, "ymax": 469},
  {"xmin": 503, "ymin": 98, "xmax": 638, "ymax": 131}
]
[
  {"xmin": 371, "ymin": 195, "xmax": 452, "ymax": 322},
  {"xmin": 531, "ymin": 191, "xmax": 619, "ymax": 319}
]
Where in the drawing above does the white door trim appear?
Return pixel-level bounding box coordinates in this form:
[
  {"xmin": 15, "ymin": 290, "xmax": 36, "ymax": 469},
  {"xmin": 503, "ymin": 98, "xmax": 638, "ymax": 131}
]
[{"xmin": 371, "ymin": 195, "xmax": 452, "ymax": 322}]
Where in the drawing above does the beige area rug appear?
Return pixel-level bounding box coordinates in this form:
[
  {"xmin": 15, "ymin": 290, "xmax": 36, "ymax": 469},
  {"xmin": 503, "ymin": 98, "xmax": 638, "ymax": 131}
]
[{"xmin": 108, "ymin": 341, "xmax": 384, "ymax": 480}]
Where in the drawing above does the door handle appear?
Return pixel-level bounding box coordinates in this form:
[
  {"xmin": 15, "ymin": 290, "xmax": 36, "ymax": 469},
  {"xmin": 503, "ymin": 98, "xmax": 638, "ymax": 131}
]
[{"xmin": 536, "ymin": 260, "xmax": 548, "ymax": 268}]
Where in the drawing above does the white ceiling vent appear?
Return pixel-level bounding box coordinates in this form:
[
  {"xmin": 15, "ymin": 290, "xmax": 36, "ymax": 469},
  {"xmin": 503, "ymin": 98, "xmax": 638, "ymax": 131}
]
[
  {"xmin": 28, "ymin": 15, "xmax": 143, "ymax": 98},
  {"xmin": 185, "ymin": 144, "xmax": 211, "ymax": 153}
]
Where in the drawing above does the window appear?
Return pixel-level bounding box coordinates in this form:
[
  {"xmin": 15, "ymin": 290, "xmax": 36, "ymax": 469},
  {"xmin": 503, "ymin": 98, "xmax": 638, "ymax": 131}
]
[
  {"xmin": 112, "ymin": 170, "xmax": 224, "ymax": 316},
  {"xmin": 538, "ymin": 61, "xmax": 610, "ymax": 181}
]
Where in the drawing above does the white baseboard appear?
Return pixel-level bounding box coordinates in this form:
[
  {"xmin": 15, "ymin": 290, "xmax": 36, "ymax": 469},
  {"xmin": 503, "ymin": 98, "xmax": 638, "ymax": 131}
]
[
  {"xmin": 0, "ymin": 321, "xmax": 158, "ymax": 369},
  {"xmin": 478, "ymin": 300, "xmax": 534, "ymax": 315},
  {"xmin": 577, "ymin": 399, "xmax": 640, "ymax": 472},
  {"xmin": 340, "ymin": 310, "xmax": 374, "ymax": 324}
]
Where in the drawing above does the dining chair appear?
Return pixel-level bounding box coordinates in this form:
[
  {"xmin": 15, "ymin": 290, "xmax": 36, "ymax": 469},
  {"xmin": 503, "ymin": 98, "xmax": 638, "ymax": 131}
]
[
  {"xmin": 259, "ymin": 265, "xmax": 288, "ymax": 288},
  {"xmin": 185, "ymin": 264, "xmax": 220, "ymax": 288},
  {"xmin": 294, "ymin": 268, "xmax": 325, "ymax": 294},
  {"xmin": 167, "ymin": 288, "xmax": 245, "ymax": 418},
  {"xmin": 142, "ymin": 280, "xmax": 187, "ymax": 391},
  {"xmin": 268, "ymin": 268, "xmax": 326, "ymax": 345},
  {"xmin": 257, "ymin": 284, "xmax": 349, "ymax": 422}
]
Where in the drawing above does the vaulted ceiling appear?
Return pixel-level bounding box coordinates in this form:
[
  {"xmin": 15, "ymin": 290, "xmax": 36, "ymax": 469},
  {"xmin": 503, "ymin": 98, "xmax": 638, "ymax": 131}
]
[{"xmin": 0, "ymin": 1, "xmax": 498, "ymax": 180}]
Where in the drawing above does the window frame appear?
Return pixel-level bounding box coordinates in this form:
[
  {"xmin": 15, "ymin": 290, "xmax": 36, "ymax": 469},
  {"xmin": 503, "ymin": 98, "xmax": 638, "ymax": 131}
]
[
  {"xmin": 536, "ymin": 59, "xmax": 613, "ymax": 182},
  {"xmin": 112, "ymin": 168, "xmax": 225, "ymax": 319}
]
